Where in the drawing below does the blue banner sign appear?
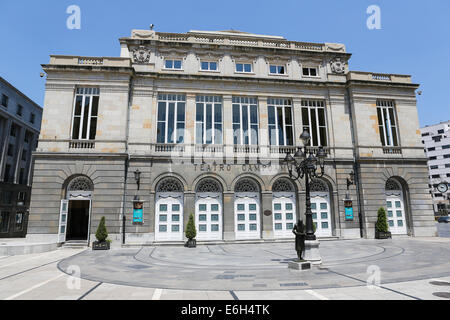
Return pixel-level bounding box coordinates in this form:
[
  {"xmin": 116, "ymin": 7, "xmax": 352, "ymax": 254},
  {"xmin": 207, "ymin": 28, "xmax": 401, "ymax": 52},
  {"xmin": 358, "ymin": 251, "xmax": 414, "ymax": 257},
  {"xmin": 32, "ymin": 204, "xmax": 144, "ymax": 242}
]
[
  {"xmin": 345, "ymin": 207, "xmax": 354, "ymax": 221},
  {"xmin": 133, "ymin": 202, "xmax": 144, "ymax": 224}
]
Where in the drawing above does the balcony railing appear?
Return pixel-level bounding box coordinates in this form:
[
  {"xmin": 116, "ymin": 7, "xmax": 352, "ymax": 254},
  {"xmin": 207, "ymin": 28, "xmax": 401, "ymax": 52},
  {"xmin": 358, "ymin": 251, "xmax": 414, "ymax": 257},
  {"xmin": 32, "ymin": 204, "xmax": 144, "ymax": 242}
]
[
  {"xmin": 69, "ymin": 140, "xmax": 96, "ymax": 149},
  {"xmin": 383, "ymin": 147, "xmax": 403, "ymax": 155}
]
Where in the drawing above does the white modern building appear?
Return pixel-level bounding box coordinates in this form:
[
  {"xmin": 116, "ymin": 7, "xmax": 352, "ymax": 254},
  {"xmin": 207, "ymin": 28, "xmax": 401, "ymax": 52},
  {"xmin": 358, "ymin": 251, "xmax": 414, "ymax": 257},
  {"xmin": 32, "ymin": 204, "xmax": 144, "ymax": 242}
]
[{"xmin": 421, "ymin": 120, "xmax": 450, "ymax": 215}]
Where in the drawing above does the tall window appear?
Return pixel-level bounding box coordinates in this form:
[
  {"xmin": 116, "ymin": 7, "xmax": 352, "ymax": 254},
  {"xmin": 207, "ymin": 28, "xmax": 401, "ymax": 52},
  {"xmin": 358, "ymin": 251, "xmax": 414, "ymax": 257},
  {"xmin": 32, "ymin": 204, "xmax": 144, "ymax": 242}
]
[
  {"xmin": 157, "ymin": 94, "xmax": 186, "ymax": 144},
  {"xmin": 377, "ymin": 100, "xmax": 399, "ymax": 147},
  {"xmin": 301, "ymin": 100, "xmax": 328, "ymax": 147},
  {"xmin": 268, "ymin": 98, "xmax": 294, "ymax": 146},
  {"xmin": 196, "ymin": 96, "xmax": 222, "ymax": 145},
  {"xmin": 72, "ymin": 88, "xmax": 100, "ymax": 140},
  {"xmin": 232, "ymin": 97, "xmax": 259, "ymax": 145}
]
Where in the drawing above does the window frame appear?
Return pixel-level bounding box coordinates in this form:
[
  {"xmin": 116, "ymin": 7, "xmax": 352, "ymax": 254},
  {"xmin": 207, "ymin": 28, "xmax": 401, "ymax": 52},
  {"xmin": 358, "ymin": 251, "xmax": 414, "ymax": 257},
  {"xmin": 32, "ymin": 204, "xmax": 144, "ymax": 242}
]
[
  {"xmin": 301, "ymin": 100, "xmax": 329, "ymax": 147},
  {"xmin": 269, "ymin": 64, "xmax": 287, "ymax": 75},
  {"xmin": 376, "ymin": 100, "xmax": 400, "ymax": 147},
  {"xmin": 156, "ymin": 94, "xmax": 186, "ymax": 144},
  {"xmin": 232, "ymin": 97, "xmax": 259, "ymax": 146},
  {"xmin": 163, "ymin": 59, "xmax": 183, "ymax": 70},
  {"xmin": 235, "ymin": 62, "xmax": 253, "ymax": 74},
  {"xmin": 195, "ymin": 96, "xmax": 223, "ymax": 145},
  {"xmin": 267, "ymin": 98, "xmax": 294, "ymax": 146},
  {"xmin": 1, "ymin": 94, "xmax": 8, "ymax": 108},
  {"xmin": 200, "ymin": 61, "xmax": 219, "ymax": 72},
  {"xmin": 71, "ymin": 87, "xmax": 100, "ymax": 141},
  {"xmin": 302, "ymin": 67, "xmax": 319, "ymax": 78}
]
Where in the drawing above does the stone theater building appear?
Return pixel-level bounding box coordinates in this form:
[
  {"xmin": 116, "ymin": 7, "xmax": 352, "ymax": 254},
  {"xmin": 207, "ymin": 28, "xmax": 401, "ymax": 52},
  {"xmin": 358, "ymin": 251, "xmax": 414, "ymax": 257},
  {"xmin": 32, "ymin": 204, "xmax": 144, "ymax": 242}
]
[{"xmin": 27, "ymin": 28, "xmax": 435, "ymax": 245}]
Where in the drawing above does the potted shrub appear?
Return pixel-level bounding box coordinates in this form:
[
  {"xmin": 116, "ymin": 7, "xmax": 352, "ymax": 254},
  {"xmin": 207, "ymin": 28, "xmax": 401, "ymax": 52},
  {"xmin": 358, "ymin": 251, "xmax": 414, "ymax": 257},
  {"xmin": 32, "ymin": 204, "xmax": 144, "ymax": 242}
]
[
  {"xmin": 93, "ymin": 216, "xmax": 111, "ymax": 250},
  {"xmin": 375, "ymin": 207, "xmax": 392, "ymax": 239},
  {"xmin": 185, "ymin": 213, "xmax": 197, "ymax": 248}
]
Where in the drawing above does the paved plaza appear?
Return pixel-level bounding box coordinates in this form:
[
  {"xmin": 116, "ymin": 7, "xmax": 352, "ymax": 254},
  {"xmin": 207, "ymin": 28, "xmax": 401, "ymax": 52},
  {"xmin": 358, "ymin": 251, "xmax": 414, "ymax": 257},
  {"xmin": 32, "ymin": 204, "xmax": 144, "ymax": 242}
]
[{"xmin": 1, "ymin": 238, "xmax": 450, "ymax": 300}]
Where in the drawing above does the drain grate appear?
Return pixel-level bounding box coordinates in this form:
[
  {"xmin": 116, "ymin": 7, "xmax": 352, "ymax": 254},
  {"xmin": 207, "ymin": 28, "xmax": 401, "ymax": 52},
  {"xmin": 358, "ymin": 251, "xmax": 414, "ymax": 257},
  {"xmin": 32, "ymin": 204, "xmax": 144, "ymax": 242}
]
[
  {"xmin": 433, "ymin": 292, "xmax": 450, "ymax": 299},
  {"xmin": 280, "ymin": 282, "xmax": 308, "ymax": 287}
]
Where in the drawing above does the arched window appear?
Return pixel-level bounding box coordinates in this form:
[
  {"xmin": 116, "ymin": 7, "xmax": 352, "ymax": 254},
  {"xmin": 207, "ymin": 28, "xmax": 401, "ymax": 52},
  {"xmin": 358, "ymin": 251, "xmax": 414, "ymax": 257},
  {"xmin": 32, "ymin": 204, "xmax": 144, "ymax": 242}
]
[
  {"xmin": 235, "ymin": 178, "xmax": 260, "ymax": 193},
  {"xmin": 310, "ymin": 179, "xmax": 328, "ymax": 193},
  {"xmin": 386, "ymin": 178, "xmax": 401, "ymax": 191},
  {"xmin": 67, "ymin": 176, "xmax": 94, "ymax": 192},
  {"xmin": 196, "ymin": 179, "xmax": 222, "ymax": 193},
  {"xmin": 156, "ymin": 178, "xmax": 183, "ymax": 193},
  {"xmin": 273, "ymin": 178, "xmax": 295, "ymax": 192}
]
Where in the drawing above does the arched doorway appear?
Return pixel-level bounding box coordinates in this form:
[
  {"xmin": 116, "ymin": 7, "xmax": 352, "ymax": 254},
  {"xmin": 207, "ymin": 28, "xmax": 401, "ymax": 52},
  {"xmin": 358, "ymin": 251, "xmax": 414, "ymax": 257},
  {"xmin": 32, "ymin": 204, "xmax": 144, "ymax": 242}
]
[
  {"xmin": 155, "ymin": 177, "xmax": 184, "ymax": 242},
  {"xmin": 310, "ymin": 179, "xmax": 332, "ymax": 238},
  {"xmin": 59, "ymin": 176, "xmax": 93, "ymax": 243},
  {"xmin": 195, "ymin": 178, "xmax": 223, "ymax": 241},
  {"xmin": 385, "ymin": 178, "xmax": 407, "ymax": 235},
  {"xmin": 272, "ymin": 178, "xmax": 297, "ymax": 239},
  {"xmin": 234, "ymin": 178, "xmax": 261, "ymax": 240}
]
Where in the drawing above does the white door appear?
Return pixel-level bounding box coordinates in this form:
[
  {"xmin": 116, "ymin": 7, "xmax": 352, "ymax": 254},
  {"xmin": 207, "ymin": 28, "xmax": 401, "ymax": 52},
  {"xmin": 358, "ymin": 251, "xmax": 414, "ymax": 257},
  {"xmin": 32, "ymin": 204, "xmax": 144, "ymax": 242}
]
[
  {"xmin": 386, "ymin": 195, "xmax": 407, "ymax": 235},
  {"xmin": 155, "ymin": 193, "xmax": 184, "ymax": 242},
  {"xmin": 196, "ymin": 195, "xmax": 223, "ymax": 241},
  {"xmin": 311, "ymin": 192, "xmax": 332, "ymax": 238},
  {"xmin": 58, "ymin": 200, "xmax": 69, "ymax": 243},
  {"xmin": 235, "ymin": 193, "xmax": 261, "ymax": 240},
  {"xmin": 272, "ymin": 193, "xmax": 296, "ymax": 239}
]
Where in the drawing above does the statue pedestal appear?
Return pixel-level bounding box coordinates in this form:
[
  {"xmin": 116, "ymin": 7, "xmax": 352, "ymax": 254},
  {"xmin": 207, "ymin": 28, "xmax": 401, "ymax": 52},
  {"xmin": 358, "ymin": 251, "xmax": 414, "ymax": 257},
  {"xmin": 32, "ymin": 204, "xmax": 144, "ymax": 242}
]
[
  {"xmin": 288, "ymin": 260, "xmax": 311, "ymax": 271},
  {"xmin": 304, "ymin": 240, "xmax": 322, "ymax": 265}
]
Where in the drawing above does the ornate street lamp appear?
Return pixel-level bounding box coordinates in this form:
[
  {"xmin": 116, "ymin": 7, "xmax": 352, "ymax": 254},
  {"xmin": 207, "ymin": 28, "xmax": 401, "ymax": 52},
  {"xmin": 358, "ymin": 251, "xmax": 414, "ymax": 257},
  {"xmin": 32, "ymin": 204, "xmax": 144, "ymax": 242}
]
[
  {"xmin": 283, "ymin": 130, "xmax": 326, "ymax": 241},
  {"xmin": 134, "ymin": 169, "xmax": 141, "ymax": 191}
]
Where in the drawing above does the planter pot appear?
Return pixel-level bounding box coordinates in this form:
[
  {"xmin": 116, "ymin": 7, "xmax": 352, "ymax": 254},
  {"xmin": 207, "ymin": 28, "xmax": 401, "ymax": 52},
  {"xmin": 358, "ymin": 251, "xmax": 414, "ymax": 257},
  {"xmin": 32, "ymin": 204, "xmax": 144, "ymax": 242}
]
[
  {"xmin": 185, "ymin": 239, "xmax": 197, "ymax": 248},
  {"xmin": 375, "ymin": 231, "xmax": 392, "ymax": 240},
  {"xmin": 92, "ymin": 241, "xmax": 110, "ymax": 251}
]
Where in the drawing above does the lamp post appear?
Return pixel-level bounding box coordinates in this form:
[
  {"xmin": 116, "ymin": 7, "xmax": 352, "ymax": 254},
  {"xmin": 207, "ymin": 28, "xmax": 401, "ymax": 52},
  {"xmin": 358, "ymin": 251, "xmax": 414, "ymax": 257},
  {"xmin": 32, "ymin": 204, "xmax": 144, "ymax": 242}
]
[
  {"xmin": 134, "ymin": 169, "xmax": 141, "ymax": 191},
  {"xmin": 283, "ymin": 131, "xmax": 327, "ymax": 243}
]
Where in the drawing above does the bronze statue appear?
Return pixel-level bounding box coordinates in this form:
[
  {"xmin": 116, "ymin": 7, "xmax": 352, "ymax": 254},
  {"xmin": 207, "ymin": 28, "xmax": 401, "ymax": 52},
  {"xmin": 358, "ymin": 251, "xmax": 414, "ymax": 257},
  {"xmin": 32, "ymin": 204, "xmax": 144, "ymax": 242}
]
[{"xmin": 293, "ymin": 220, "xmax": 306, "ymax": 261}]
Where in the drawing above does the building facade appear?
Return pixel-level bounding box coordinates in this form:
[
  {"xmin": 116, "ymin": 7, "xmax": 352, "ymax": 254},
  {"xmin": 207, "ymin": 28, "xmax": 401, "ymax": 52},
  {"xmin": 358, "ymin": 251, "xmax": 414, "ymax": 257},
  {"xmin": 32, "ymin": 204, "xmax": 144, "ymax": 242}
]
[
  {"xmin": 0, "ymin": 77, "xmax": 42, "ymax": 238},
  {"xmin": 27, "ymin": 29, "xmax": 435, "ymax": 245},
  {"xmin": 421, "ymin": 121, "xmax": 450, "ymax": 216}
]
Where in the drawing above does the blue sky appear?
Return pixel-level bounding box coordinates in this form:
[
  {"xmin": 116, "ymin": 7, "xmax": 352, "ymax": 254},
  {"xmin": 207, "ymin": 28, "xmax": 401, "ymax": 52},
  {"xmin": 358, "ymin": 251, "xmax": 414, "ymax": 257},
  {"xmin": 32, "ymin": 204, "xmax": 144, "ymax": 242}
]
[{"xmin": 0, "ymin": 0, "xmax": 449, "ymax": 127}]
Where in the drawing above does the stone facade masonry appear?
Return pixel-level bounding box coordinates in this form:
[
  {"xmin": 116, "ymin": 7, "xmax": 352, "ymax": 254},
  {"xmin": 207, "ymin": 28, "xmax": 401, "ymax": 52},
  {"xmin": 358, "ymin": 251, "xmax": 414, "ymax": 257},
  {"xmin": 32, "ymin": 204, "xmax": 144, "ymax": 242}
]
[{"xmin": 26, "ymin": 29, "xmax": 435, "ymax": 245}]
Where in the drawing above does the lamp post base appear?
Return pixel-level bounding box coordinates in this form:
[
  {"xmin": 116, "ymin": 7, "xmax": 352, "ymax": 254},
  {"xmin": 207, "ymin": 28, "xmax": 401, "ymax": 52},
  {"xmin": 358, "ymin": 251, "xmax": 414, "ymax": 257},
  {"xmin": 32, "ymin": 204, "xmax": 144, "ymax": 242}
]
[{"xmin": 304, "ymin": 240, "xmax": 322, "ymax": 265}]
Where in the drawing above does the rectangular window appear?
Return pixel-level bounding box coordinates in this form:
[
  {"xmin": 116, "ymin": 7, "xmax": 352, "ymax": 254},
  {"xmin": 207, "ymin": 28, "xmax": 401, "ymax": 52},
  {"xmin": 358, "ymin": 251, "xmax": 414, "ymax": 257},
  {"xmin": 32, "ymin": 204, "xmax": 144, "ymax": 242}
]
[
  {"xmin": 164, "ymin": 59, "xmax": 182, "ymax": 70},
  {"xmin": 446, "ymin": 164, "xmax": 450, "ymax": 168},
  {"xmin": 19, "ymin": 168, "xmax": 25, "ymax": 185},
  {"xmin": 235, "ymin": 63, "xmax": 253, "ymax": 73},
  {"xmin": 21, "ymin": 149, "xmax": 27, "ymax": 161},
  {"xmin": 200, "ymin": 61, "xmax": 218, "ymax": 71},
  {"xmin": 268, "ymin": 98, "xmax": 294, "ymax": 146},
  {"xmin": 302, "ymin": 100, "xmax": 328, "ymax": 147},
  {"xmin": 7, "ymin": 144, "xmax": 13, "ymax": 157},
  {"xmin": 30, "ymin": 113, "xmax": 35, "ymax": 124},
  {"xmin": 269, "ymin": 65, "xmax": 286, "ymax": 75},
  {"xmin": 0, "ymin": 212, "xmax": 10, "ymax": 233},
  {"xmin": 10, "ymin": 124, "xmax": 16, "ymax": 137},
  {"xmin": 444, "ymin": 154, "xmax": 450, "ymax": 159},
  {"xmin": 157, "ymin": 94, "xmax": 186, "ymax": 144},
  {"xmin": 72, "ymin": 88, "xmax": 100, "ymax": 140},
  {"xmin": 438, "ymin": 129, "xmax": 445, "ymax": 134},
  {"xmin": 429, "ymin": 156, "xmax": 437, "ymax": 160},
  {"xmin": 376, "ymin": 100, "xmax": 399, "ymax": 147},
  {"xmin": 428, "ymin": 147, "xmax": 436, "ymax": 152},
  {"xmin": 432, "ymin": 175, "xmax": 440, "ymax": 179},
  {"xmin": 3, "ymin": 165, "xmax": 11, "ymax": 183},
  {"xmin": 421, "ymin": 132, "xmax": 430, "ymax": 137},
  {"xmin": 302, "ymin": 67, "xmax": 318, "ymax": 77},
  {"xmin": 443, "ymin": 145, "xmax": 450, "ymax": 150},
  {"xmin": 232, "ymin": 97, "xmax": 259, "ymax": 145},
  {"xmin": 18, "ymin": 192, "xmax": 26, "ymax": 201},
  {"xmin": 1, "ymin": 94, "xmax": 8, "ymax": 108},
  {"xmin": 430, "ymin": 165, "xmax": 439, "ymax": 170},
  {"xmin": 17, "ymin": 104, "xmax": 23, "ymax": 116},
  {"xmin": 2, "ymin": 191, "xmax": 12, "ymax": 204},
  {"xmin": 195, "ymin": 96, "xmax": 222, "ymax": 145}
]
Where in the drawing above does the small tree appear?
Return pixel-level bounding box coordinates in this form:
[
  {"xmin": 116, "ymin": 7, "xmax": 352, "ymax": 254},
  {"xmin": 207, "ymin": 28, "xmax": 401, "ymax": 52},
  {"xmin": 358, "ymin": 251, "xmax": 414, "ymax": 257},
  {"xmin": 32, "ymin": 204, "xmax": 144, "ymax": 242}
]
[
  {"xmin": 95, "ymin": 216, "xmax": 108, "ymax": 243},
  {"xmin": 376, "ymin": 207, "xmax": 389, "ymax": 233},
  {"xmin": 185, "ymin": 213, "xmax": 197, "ymax": 240}
]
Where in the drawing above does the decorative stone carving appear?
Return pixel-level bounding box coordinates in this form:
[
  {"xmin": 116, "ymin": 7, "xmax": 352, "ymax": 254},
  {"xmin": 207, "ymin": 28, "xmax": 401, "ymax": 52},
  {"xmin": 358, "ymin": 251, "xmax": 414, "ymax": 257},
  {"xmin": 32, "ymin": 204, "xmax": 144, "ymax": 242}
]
[
  {"xmin": 273, "ymin": 178, "xmax": 295, "ymax": 192},
  {"xmin": 386, "ymin": 179, "xmax": 401, "ymax": 191},
  {"xmin": 196, "ymin": 179, "xmax": 222, "ymax": 193},
  {"xmin": 330, "ymin": 57, "xmax": 346, "ymax": 74},
  {"xmin": 131, "ymin": 46, "xmax": 151, "ymax": 64},
  {"xmin": 68, "ymin": 176, "xmax": 94, "ymax": 191},
  {"xmin": 157, "ymin": 178, "xmax": 183, "ymax": 193},
  {"xmin": 310, "ymin": 179, "xmax": 328, "ymax": 193},
  {"xmin": 235, "ymin": 178, "xmax": 259, "ymax": 193}
]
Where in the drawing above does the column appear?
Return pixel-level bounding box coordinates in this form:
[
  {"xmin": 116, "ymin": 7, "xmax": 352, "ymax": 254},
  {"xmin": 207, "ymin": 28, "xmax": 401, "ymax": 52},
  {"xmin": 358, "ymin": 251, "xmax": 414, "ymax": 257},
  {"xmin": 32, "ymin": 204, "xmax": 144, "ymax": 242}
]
[
  {"xmin": 258, "ymin": 96, "xmax": 269, "ymax": 157},
  {"xmin": 14, "ymin": 126, "xmax": 25, "ymax": 184},
  {"xmin": 185, "ymin": 94, "xmax": 196, "ymax": 160},
  {"xmin": 223, "ymin": 95, "xmax": 233, "ymax": 163},
  {"xmin": 223, "ymin": 192, "xmax": 235, "ymax": 240},
  {"xmin": 261, "ymin": 191, "xmax": 274, "ymax": 240},
  {"xmin": 292, "ymin": 97, "xmax": 304, "ymax": 146}
]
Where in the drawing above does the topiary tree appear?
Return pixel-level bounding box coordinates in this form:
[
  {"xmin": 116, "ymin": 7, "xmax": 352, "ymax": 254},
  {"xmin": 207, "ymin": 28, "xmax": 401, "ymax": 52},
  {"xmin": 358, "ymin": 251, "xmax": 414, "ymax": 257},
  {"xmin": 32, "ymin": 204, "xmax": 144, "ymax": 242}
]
[
  {"xmin": 185, "ymin": 213, "xmax": 197, "ymax": 240},
  {"xmin": 95, "ymin": 216, "xmax": 108, "ymax": 243},
  {"xmin": 376, "ymin": 207, "xmax": 389, "ymax": 233}
]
